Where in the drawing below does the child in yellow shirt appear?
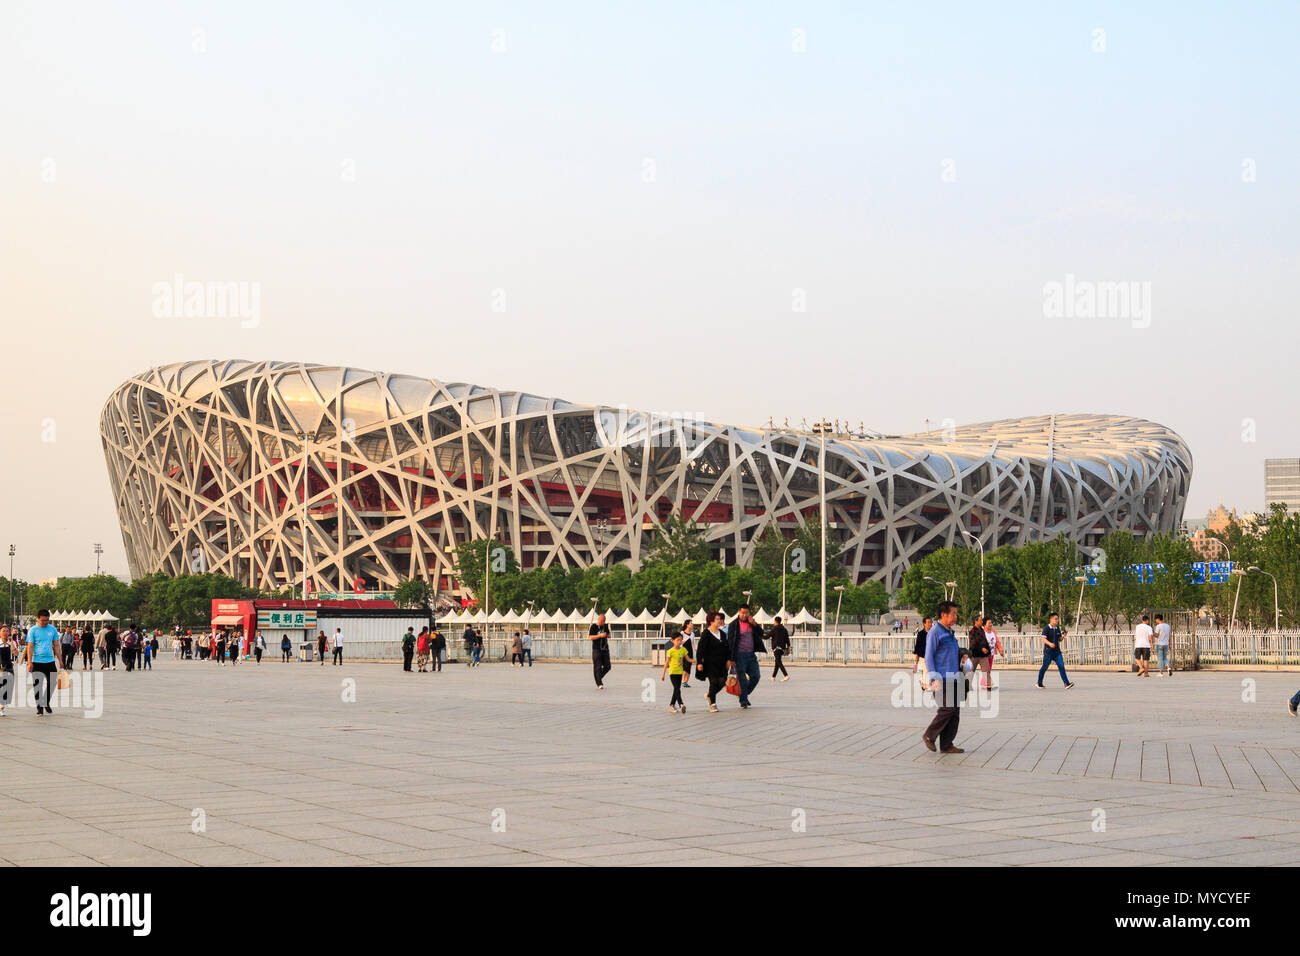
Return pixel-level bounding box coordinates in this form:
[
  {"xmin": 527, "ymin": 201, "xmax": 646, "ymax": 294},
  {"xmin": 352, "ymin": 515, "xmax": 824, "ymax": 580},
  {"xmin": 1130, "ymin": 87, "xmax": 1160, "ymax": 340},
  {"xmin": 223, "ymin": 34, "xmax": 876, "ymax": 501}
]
[{"xmin": 660, "ymin": 632, "xmax": 693, "ymax": 713}]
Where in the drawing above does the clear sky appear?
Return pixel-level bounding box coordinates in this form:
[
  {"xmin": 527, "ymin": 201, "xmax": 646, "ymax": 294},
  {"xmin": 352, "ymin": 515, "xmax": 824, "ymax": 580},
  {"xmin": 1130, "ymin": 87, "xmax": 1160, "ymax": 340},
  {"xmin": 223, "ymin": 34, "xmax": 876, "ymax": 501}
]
[{"xmin": 2, "ymin": 1, "xmax": 1296, "ymax": 580}]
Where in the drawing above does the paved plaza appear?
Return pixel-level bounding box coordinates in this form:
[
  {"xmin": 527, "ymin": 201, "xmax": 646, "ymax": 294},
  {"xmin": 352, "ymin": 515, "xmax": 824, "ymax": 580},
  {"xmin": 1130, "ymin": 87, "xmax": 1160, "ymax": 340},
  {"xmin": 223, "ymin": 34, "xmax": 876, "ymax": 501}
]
[{"xmin": 3, "ymin": 657, "xmax": 1300, "ymax": 866}]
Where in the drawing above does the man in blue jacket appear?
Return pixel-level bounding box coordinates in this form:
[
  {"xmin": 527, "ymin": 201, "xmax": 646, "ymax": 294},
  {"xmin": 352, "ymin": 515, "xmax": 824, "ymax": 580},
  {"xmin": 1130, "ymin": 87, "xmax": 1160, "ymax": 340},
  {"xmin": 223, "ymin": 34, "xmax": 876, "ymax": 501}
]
[{"xmin": 922, "ymin": 601, "xmax": 964, "ymax": 753}]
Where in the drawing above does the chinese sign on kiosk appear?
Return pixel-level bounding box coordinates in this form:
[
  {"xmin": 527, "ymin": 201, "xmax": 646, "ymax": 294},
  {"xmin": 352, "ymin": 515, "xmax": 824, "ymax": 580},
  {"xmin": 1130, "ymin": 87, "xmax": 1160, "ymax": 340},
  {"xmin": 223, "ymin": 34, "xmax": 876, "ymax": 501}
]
[{"xmin": 257, "ymin": 609, "xmax": 318, "ymax": 630}]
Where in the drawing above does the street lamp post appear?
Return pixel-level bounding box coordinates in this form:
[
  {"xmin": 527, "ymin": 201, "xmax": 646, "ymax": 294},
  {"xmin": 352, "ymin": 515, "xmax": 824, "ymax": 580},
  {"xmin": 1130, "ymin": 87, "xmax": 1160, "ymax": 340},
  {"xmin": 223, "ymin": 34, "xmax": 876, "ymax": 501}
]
[
  {"xmin": 1248, "ymin": 566, "xmax": 1280, "ymax": 632},
  {"xmin": 923, "ymin": 576, "xmax": 945, "ymax": 607},
  {"xmin": 811, "ymin": 419, "xmax": 833, "ymax": 640},
  {"xmin": 7, "ymin": 545, "xmax": 13, "ymax": 626},
  {"xmin": 780, "ymin": 539, "xmax": 796, "ymax": 615},
  {"xmin": 93, "ymin": 542, "xmax": 103, "ymax": 575},
  {"xmin": 833, "ymin": 585, "xmax": 845, "ymax": 633},
  {"xmin": 1074, "ymin": 576, "xmax": 1088, "ymax": 631},
  {"xmin": 1229, "ymin": 567, "xmax": 1247, "ymax": 635},
  {"xmin": 961, "ymin": 528, "xmax": 985, "ymax": 619}
]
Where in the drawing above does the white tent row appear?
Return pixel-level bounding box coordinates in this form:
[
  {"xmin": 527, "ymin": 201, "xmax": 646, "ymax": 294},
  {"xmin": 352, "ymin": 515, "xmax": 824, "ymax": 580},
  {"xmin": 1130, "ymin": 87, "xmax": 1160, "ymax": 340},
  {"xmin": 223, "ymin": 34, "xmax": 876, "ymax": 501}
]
[
  {"xmin": 46, "ymin": 609, "xmax": 119, "ymax": 623},
  {"xmin": 436, "ymin": 606, "xmax": 822, "ymax": 628}
]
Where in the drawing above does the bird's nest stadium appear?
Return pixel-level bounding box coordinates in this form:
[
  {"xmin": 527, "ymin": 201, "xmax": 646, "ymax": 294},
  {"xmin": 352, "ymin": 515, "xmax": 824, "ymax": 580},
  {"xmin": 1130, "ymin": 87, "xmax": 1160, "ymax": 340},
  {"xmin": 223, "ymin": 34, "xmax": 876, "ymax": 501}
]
[{"xmin": 100, "ymin": 360, "xmax": 1192, "ymax": 594}]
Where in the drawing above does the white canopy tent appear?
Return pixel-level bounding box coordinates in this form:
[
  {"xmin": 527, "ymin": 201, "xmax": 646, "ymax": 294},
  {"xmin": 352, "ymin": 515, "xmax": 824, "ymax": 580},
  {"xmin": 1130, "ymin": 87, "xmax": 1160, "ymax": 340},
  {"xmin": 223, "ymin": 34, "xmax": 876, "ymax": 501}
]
[{"xmin": 789, "ymin": 607, "xmax": 821, "ymax": 627}]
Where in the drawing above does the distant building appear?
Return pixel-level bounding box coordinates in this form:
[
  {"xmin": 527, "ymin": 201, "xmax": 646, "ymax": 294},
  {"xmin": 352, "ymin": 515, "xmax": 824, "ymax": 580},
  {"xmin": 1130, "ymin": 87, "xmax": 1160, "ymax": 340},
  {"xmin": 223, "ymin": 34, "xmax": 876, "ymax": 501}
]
[
  {"xmin": 1265, "ymin": 459, "xmax": 1300, "ymax": 515},
  {"xmin": 1188, "ymin": 505, "xmax": 1240, "ymax": 560}
]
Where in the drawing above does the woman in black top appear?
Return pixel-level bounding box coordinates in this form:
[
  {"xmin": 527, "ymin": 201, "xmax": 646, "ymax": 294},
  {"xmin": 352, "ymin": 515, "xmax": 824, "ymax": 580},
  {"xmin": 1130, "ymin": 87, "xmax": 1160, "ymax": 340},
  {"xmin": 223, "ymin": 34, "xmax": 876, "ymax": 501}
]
[
  {"xmin": 693, "ymin": 611, "xmax": 730, "ymax": 712},
  {"xmin": 967, "ymin": 616, "xmax": 991, "ymax": 687},
  {"xmin": 769, "ymin": 617, "xmax": 791, "ymax": 681},
  {"xmin": 678, "ymin": 620, "xmax": 695, "ymax": 687}
]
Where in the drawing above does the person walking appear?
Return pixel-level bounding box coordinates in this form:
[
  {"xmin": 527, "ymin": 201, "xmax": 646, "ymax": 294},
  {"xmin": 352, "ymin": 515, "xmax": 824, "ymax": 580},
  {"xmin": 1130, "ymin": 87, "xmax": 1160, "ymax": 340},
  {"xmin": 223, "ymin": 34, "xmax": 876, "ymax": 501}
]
[
  {"xmin": 1037, "ymin": 612, "xmax": 1075, "ymax": 688},
  {"xmin": 142, "ymin": 637, "xmax": 153, "ymax": 670},
  {"xmin": 332, "ymin": 628, "xmax": 344, "ymax": 665},
  {"xmin": 105, "ymin": 624, "xmax": 119, "ymax": 669},
  {"xmin": 430, "ymin": 626, "xmax": 445, "ymax": 673},
  {"xmin": 510, "ymin": 631, "xmax": 523, "ymax": 667},
  {"xmin": 461, "ymin": 624, "xmax": 475, "ymax": 665},
  {"xmin": 725, "ymin": 604, "xmax": 765, "ymax": 710},
  {"xmin": 769, "ymin": 615, "xmax": 790, "ymax": 682},
  {"xmin": 253, "ymin": 631, "xmax": 265, "ymax": 664},
  {"xmin": 0, "ymin": 626, "xmax": 15, "ymax": 717},
  {"xmin": 660, "ymin": 631, "xmax": 693, "ymax": 713},
  {"xmin": 401, "ymin": 627, "xmax": 416, "ymax": 671},
  {"xmin": 316, "ymin": 630, "xmax": 328, "ymax": 666},
  {"xmin": 520, "ymin": 628, "xmax": 532, "ymax": 667},
  {"xmin": 984, "ymin": 617, "xmax": 1003, "ymax": 686},
  {"xmin": 59, "ymin": 627, "xmax": 76, "ymax": 670},
  {"xmin": 921, "ymin": 601, "xmax": 965, "ymax": 753},
  {"xmin": 968, "ymin": 616, "xmax": 992, "ymax": 691},
  {"xmin": 416, "ymin": 627, "xmax": 429, "ymax": 672},
  {"xmin": 280, "ymin": 634, "xmax": 292, "ymax": 662},
  {"xmin": 912, "ymin": 616, "xmax": 933, "ymax": 691},
  {"xmin": 228, "ymin": 632, "xmax": 239, "ymax": 666},
  {"xmin": 25, "ymin": 609, "xmax": 64, "ymax": 716},
  {"xmin": 1133, "ymin": 614, "xmax": 1154, "ymax": 678},
  {"xmin": 213, "ymin": 630, "xmax": 225, "ymax": 667},
  {"xmin": 678, "ymin": 620, "xmax": 695, "ymax": 688},
  {"xmin": 589, "ymin": 613, "xmax": 612, "ymax": 689},
  {"xmin": 79, "ymin": 626, "xmax": 94, "ymax": 671},
  {"xmin": 472, "ymin": 627, "xmax": 483, "ymax": 666},
  {"xmin": 694, "ymin": 611, "xmax": 729, "ymax": 712},
  {"xmin": 1154, "ymin": 614, "xmax": 1172, "ymax": 676}
]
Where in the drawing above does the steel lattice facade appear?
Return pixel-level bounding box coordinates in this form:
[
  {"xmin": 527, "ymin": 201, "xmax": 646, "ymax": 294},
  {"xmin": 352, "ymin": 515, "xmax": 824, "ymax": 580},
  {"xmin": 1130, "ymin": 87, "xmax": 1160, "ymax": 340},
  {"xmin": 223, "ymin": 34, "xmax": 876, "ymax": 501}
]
[{"xmin": 100, "ymin": 360, "xmax": 1192, "ymax": 592}]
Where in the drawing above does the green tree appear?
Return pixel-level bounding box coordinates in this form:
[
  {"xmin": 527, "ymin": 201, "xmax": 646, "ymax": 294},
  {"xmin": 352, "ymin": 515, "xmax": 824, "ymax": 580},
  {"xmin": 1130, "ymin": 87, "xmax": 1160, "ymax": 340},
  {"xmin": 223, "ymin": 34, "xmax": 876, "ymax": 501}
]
[
  {"xmin": 644, "ymin": 515, "xmax": 710, "ymax": 565},
  {"xmin": 139, "ymin": 573, "xmax": 258, "ymax": 628},
  {"xmin": 393, "ymin": 579, "xmax": 432, "ymax": 608}
]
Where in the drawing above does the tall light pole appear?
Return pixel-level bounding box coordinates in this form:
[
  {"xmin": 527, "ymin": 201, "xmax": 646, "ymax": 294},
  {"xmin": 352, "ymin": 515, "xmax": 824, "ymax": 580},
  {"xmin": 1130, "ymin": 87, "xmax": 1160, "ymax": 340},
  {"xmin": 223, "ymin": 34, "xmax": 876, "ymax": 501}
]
[
  {"xmin": 811, "ymin": 419, "xmax": 832, "ymax": 639},
  {"xmin": 923, "ymin": 576, "xmax": 945, "ymax": 607},
  {"xmin": 7, "ymin": 544, "xmax": 13, "ymax": 625},
  {"xmin": 1074, "ymin": 575, "xmax": 1088, "ymax": 631},
  {"xmin": 960, "ymin": 528, "xmax": 984, "ymax": 619},
  {"xmin": 833, "ymin": 585, "xmax": 845, "ymax": 633},
  {"xmin": 295, "ymin": 429, "xmax": 317, "ymax": 600},
  {"xmin": 780, "ymin": 538, "xmax": 796, "ymax": 614},
  {"xmin": 1229, "ymin": 567, "xmax": 1247, "ymax": 634},
  {"xmin": 93, "ymin": 542, "xmax": 103, "ymax": 575},
  {"xmin": 1248, "ymin": 566, "xmax": 1280, "ymax": 632}
]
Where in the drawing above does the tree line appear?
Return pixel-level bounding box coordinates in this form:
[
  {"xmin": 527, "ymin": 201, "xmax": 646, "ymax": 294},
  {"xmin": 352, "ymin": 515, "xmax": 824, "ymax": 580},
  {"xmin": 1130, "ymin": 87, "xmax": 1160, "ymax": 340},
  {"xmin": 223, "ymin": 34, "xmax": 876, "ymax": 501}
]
[{"xmin": 9, "ymin": 504, "xmax": 1296, "ymax": 631}]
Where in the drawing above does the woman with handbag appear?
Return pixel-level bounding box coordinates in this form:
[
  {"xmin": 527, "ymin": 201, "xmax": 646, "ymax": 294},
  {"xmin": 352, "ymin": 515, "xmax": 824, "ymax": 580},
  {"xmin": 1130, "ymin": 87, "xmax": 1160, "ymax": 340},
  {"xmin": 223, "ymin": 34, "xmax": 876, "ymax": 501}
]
[{"xmin": 693, "ymin": 611, "xmax": 730, "ymax": 713}]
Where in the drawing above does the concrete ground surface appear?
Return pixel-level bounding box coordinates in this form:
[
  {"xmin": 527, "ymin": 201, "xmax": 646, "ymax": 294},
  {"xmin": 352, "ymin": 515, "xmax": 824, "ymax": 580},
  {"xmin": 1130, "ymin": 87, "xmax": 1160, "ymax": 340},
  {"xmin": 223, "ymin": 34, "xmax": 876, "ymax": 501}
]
[{"xmin": 2, "ymin": 656, "xmax": 1299, "ymax": 866}]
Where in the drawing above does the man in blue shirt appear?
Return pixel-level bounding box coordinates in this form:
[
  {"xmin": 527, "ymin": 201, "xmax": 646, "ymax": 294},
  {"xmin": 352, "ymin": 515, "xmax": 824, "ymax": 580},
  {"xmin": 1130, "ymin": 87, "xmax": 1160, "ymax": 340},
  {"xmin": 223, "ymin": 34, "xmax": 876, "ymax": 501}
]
[
  {"xmin": 25, "ymin": 609, "xmax": 64, "ymax": 715},
  {"xmin": 1037, "ymin": 612, "xmax": 1075, "ymax": 689},
  {"xmin": 922, "ymin": 601, "xmax": 964, "ymax": 753}
]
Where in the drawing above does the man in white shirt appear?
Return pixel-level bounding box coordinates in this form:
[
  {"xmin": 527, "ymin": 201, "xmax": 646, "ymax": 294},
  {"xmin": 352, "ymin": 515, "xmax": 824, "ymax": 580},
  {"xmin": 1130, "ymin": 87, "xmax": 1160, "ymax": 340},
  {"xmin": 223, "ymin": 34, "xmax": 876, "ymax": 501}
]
[
  {"xmin": 1133, "ymin": 614, "xmax": 1154, "ymax": 678},
  {"xmin": 1154, "ymin": 614, "xmax": 1172, "ymax": 676},
  {"xmin": 332, "ymin": 628, "xmax": 343, "ymax": 665}
]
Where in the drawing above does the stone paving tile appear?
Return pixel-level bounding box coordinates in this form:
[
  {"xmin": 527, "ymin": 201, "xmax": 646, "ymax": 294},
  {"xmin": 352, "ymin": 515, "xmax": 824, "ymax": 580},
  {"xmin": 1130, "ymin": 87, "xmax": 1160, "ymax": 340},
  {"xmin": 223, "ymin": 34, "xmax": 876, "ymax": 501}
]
[{"xmin": 4, "ymin": 661, "xmax": 1300, "ymax": 866}]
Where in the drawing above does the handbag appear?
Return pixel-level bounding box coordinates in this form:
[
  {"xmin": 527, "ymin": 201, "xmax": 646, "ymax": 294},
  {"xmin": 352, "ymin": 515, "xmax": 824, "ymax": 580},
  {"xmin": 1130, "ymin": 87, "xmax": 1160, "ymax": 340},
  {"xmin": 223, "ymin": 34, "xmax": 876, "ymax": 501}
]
[
  {"xmin": 725, "ymin": 672, "xmax": 740, "ymax": 696},
  {"xmin": 57, "ymin": 670, "xmax": 71, "ymax": 690}
]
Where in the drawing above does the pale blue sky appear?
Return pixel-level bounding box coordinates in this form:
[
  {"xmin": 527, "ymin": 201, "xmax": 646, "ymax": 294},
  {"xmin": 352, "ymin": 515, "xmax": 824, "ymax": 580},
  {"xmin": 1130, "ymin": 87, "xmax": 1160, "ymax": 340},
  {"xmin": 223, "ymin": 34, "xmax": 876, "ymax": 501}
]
[{"xmin": 1, "ymin": 1, "xmax": 1296, "ymax": 578}]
